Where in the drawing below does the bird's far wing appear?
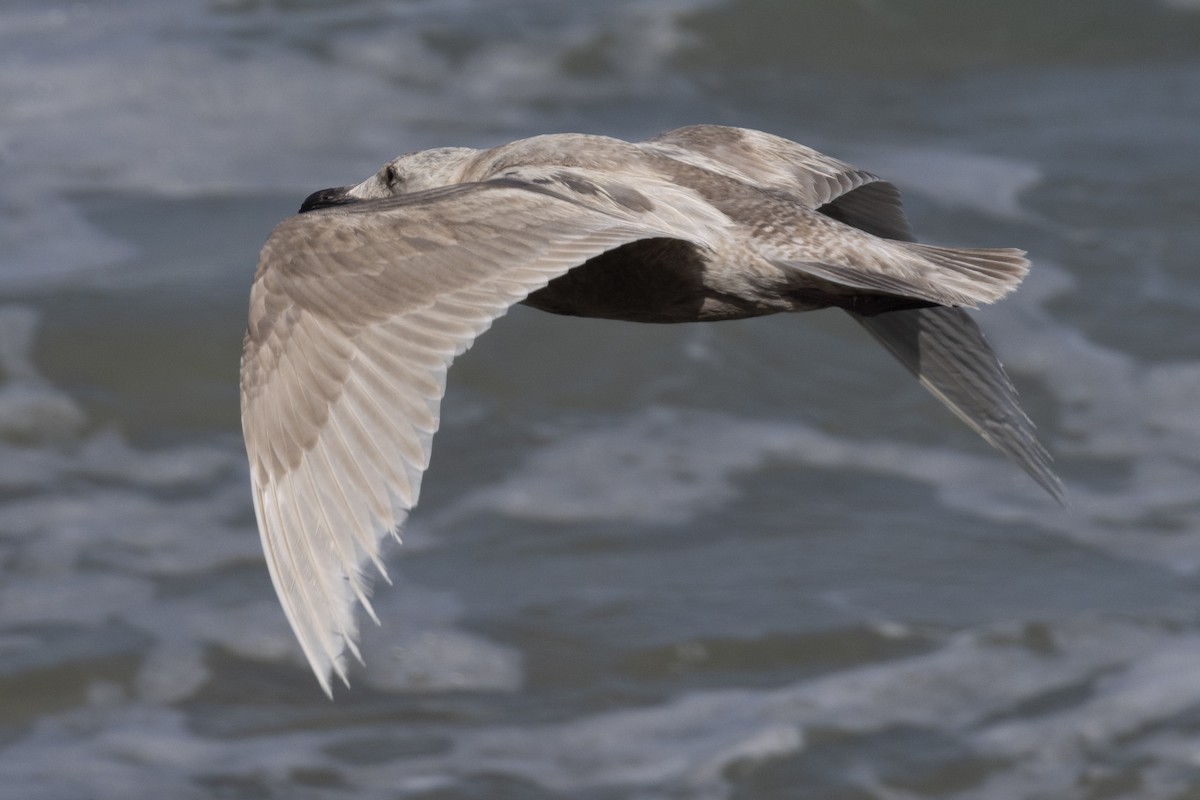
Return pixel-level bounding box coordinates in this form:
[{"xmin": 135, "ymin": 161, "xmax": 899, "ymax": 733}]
[
  {"xmin": 644, "ymin": 124, "xmax": 916, "ymax": 241},
  {"xmin": 648, "ymin": 128, "xmax": 1062, "ymax": 501},
  {"xmin": 851, "ymin": 306, "xmax": 1065, "ymax": 504},
  {"xmin": 240, "ymin": 178, "xmax": 712, "ymax": 694}
]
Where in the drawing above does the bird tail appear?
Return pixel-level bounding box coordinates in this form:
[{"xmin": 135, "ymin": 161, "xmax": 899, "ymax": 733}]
[
  {"xmin": 776, "ymin": 244, "xmax": 1028, "ymax": 310},
  {"xmin": 901, "ymin": 242, "xmax": 1030, "ymax": 304}
]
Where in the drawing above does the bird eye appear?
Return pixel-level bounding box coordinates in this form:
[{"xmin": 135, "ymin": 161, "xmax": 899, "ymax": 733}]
[{"xmin": 382, "ymin": 164, "xmax": 402, "ymax": 189}]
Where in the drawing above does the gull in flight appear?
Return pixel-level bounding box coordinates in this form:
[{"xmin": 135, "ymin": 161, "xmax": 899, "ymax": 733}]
[{"xmin": 240, "ymin": 125, "xmax": 1064, "ymax": 694}]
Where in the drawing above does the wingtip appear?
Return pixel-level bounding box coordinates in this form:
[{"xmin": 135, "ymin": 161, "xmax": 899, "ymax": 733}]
[
  {"xmin": 313, "ymin": 658, "xmax": 353, "ymax": 699},
  {"xmin": 314, "ymin": 668, "xmax": 335, "ymax": 699},
  {"xmin": 1036, "ymin": 470, "xmax": 1069, "ymax": 509}
]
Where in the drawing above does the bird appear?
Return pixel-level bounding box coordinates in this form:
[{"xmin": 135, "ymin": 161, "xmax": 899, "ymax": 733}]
[{"xmin": 240, "ymin": 124, "xmax": 1064, "ymax": 695}]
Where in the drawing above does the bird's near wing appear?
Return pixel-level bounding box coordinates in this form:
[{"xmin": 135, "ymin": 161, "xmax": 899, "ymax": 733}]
[{"xmin": 240, "ymin": 177, "xmax": 718, "ymax": 694}]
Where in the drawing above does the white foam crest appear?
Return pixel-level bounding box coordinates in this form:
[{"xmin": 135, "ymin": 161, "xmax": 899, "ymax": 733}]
[
  {"xmin": 0, "ymin": 311, "xmax": 240, "ymax": 693},
  {"xmin": 5, "ymin": 617, "xmax": 1199, "ymax": 798},
  {"xmin": 0, "ymin": 306, "xmax": 86, "ymax": 442},
  {"xmin": 0, "ymin": 573, "xmax": 153, "ymax": 629},
  {"xmin": 0, "ymin": 703, "xmax": 332, "ymax": 800},
  {"xmin": 846, "ymin": 145, "xmax": 1042, "ymax": 220},
  {"xmin": 355, "ymin": 618, "xmax": 1189, "ymax": 798},
  {"xmin": 355, "ymin": 584, "xmax": 523, "ymax": 694},
  {"xmin": 0, "ymin": 0, "xmax": 717, "ymax": 288},
  {"xmin": 451, "ymin": 405, "xmax": 1057, "ymax": 529},
  {"xmin": 940, "ymin": 635, "xmax": 1200, "ymax": 800},
  {"xmin": 0, "ymin": 683, "xmax": 495, "ymax": 798},
  {"xmin": 117, "ymin": 596, "xmax": 299, "ymax": 704},
  {"xmin": 0, "ymin": 309, "xmax": 256, "ymax": 577},
  {"xmin": 71, "ymin": 429, "xmax": 239, "ymax": 488},
  {"xmin": 0, "ymin": 468, "xmax": 265, "ymax": 702},
  {"xmin": 0, "ymin": 157, "xmax": 137, "ymax": 288},
  {"xmin": 1, "ymin": 2, "xmax": 380, "ymax": 195},
  {"xmin": 117, "ymin": 581, "xmax": 523, "ymax": 702},
  {"xmin": 1, "ymin": 482, "xmax": 259, "ymax": 576},
  {"xmin": 979, "ymin": 639, "xmax": 1200, "ymax": 757},
  {"xmin": 330, "ymin": 0, "xmax": 707, "ymax": 110},
  {"xmin": 959, "ymin": 259, "xmax": 1200, "ymax": 571},
  {"xmin": 132, "ymin": 645, "xmax": 211, "ymax": 706}
]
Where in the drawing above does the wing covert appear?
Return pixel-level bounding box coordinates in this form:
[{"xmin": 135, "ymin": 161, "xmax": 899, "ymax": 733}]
[{"xmin": 645, "ymin": 125, "xmax": 915, "ymax": 241}]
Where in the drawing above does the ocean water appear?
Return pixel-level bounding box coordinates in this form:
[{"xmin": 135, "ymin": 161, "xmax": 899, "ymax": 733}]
[{"xmin": 3, "ymin": 1, "xmax": 1200, "ymax": 798}]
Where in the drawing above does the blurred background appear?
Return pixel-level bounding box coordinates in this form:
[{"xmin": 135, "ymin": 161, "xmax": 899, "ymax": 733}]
[{"xmin": 3, "ymin": 1, "xmax": 1200, "ymax": 797}]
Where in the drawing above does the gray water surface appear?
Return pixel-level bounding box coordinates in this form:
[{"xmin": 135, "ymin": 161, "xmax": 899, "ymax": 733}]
[{"xmin": 3, "ymin": 1, "xmax": 1200, "ymax": 798}]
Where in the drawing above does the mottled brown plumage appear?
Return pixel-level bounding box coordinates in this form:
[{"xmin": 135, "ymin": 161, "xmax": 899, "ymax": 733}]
[{"xmin": 241, "ymin": 125, "xmax": 1062, "ymax": 694}]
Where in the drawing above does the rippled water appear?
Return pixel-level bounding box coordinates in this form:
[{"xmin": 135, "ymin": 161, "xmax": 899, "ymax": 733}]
[{"xmin": 4, "ymin": 1, "xmax": 1200, "ymax": 798}]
